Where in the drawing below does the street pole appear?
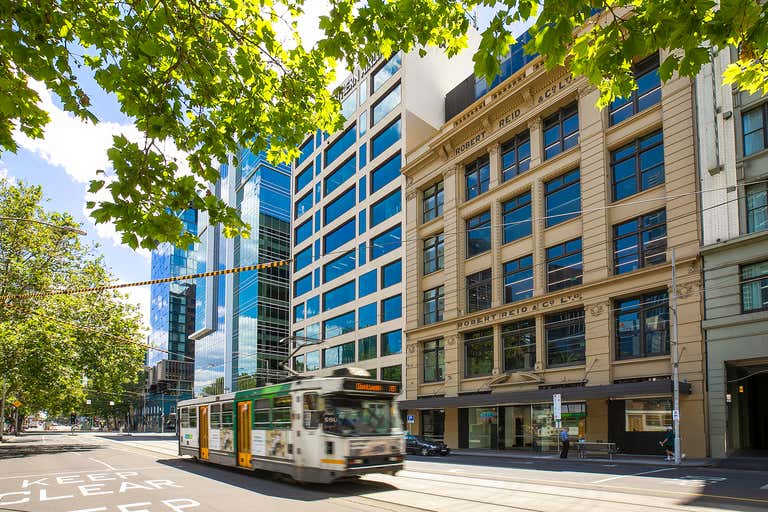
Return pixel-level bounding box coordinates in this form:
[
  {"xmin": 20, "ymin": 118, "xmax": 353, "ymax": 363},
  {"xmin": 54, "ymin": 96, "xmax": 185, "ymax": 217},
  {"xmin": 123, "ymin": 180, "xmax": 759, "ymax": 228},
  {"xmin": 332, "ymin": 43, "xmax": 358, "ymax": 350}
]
[
  {"xmin": 671, "ymin": 248, "xmax": 682, "ymax": 465},
  {"xmin": 0, "ymin": 378, "xmax": 6, "ymax": 442},
  {"xmin": 161, "ymin": 394, "xmax": 164, "ymax": 434}
]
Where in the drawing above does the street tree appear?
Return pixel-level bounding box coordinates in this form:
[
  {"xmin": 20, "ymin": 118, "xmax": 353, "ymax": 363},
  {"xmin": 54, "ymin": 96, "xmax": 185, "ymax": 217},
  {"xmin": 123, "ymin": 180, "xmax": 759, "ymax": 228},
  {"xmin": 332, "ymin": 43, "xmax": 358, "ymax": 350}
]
[
  {"xmin": 0, "ymin": 179, "xmax": 145, "ymax": 429},
  {"xmin": 2, "ymin": 0, "xmax": 766, "ymax": 249}
]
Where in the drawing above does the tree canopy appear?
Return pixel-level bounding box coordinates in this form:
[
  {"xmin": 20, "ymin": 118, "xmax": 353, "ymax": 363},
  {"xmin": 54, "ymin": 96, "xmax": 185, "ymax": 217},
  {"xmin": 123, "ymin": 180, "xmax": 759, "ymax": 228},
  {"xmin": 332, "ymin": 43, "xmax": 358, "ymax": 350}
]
[
  {"xmin": 2, "ymin": 0, "xmax": 766, "ymax": 248},
  {"xmin": 0, "ymin": 179, "xmax": 146, "ymax": 421}
]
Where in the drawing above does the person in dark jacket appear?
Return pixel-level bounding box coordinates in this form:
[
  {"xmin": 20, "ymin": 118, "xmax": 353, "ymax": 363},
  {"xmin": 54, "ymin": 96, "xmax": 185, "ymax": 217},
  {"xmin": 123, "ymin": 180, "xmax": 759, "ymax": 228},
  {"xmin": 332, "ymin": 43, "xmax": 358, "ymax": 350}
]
[
  {"xmin": 660, "ymin": 426, "xmax": 675, "ymax": 461},
  {"xmin": 559, "ymin": 427, "xmax": 570, "ymax": 458}
]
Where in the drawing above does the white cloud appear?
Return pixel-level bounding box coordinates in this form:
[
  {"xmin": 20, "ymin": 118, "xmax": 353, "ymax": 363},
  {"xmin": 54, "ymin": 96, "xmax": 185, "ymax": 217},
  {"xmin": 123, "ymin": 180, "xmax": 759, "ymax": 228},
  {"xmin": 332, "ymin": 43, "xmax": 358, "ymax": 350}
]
[
  {"xmin": 0, "ymin": 160, "xmax": 12, "ymax": 183},
  {"xmin": 123, "ymin": 284, "xmax": 151, "ymax": 331}
]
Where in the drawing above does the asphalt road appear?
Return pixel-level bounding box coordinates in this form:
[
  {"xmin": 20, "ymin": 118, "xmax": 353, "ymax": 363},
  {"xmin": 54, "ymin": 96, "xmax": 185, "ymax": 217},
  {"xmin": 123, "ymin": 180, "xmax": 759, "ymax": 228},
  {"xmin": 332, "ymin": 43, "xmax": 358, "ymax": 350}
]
[{"xmin": 1, "ymin": 433, "xmax": 767, "ymax": 512}]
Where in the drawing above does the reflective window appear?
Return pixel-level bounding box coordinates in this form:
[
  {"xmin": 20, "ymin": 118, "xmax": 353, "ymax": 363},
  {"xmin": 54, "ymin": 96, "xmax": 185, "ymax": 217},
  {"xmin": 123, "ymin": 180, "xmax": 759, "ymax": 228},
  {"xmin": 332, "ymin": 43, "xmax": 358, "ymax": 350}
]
[
  {"xmin": 358, "ymin": 302, "xmax": 377, "ymax": 329},
  {"xmin": 381, "ymin": 259, "xmax": 402, "ymax": 288},
  {"xmin": 294, "ymin": 219, "xmax": 312, "ymax": 245},
  {"xmin": 466, "ymin": 211, "xmax": 491, "ymax": 258},
  {"xmin": 358, "ymin": 335, "xmax": 377, "ymax": 360},
  {"xmin": 625, "ymin": 399, "xmax": 672, "ymax": 432},
  {"xmin": 359, "ymin": 111, "xmax": 368, "ymax": 136},
  {"xmin": 359, "ymin": 78, "xmax": 368, "ymax": 103},
  {"xmin": 423, "ymin": 286, "xmax": 444, "ymax": 325},
  {"xmin": 371, "ymin": 117, "xmax": 401, "ymax": 160},
  {"xmin": 545, "ymin": 309, "xmax": 585, "ymax": 367},
  {"xmin": 315, "ymin": 181, "xmax": 321, "ymax": 203},
  {"xmin": 423, "ymin": 339, "xmax": 445, "ymax": 382},
  {"xmin": 464, "ymin": 329, "xmax": 493, "ymax": 378},
  {"xmin": 372, "ymin": 53, "xmax": 402, "ymax": 92},
  {"xmin": 381, "ymin": 329, "xmax": 402, "ymax": 356},
  {"xmin": 322, "ymin": 281, "xmax": 355, "ymax": 312},
  {"xmin": 325, "ymin": 123, "xmax": 357, "ymax": 167},
  {"xmin": 546, "ymin": 238, "xmax": 583, "ymax": 292},
  {"xmin": 503, "ymin": 254, "xmax": 533, "ymax": 303},
  {"xmin": 296, "ymin": 137, "xmax": 314, "ymax": 167},
  {"xmin": 306, "ymin": 350, "xmax": 320, "ymax": 371},
  {"xmin": 372, "ymin": 83, "xmax": 401, "ymax": 125},
  {"xmin": 614, "ymin": 210, "xmax": 667, "ymax": 274},
  {"xmin": 381, "ymin": 294, "xmax": 402, "ymax": 322},
  {"xmin": 370, "ymin": 188, "xmax": 401, "ymax": 227},
  {"xmin": 341, "ymin": 92, "xmax": 356, "ymax": 120},
  {"xmin": 323, "ymin": 218, "xmax": 355, "ymax": 254},
  {"xmin": 611, "ymin": 130, "xmax": 665, "ymax": 201},
  {"xmin": 293, "ymin": 354, "xmax": 305, "ymax": 373},
  {"xmin": 543, "ymin": 102, "xmax": 579, "ymax": 160},
  {"xmin": 381, "ymin": 364, "xmax": 402, "ymax": 384},
  {"xmin": 741, "ymin": 260, "xmax": 768, "ymax": 313},
  {"xmin": 294, "ymin": 246, "xmax": 312, "ymax": 272},
  {"xmin": 743, "ymin": 103, "xmax": 768, "ymax": 156},
  {"xmin": 295, "ymin": 164, "xmax": 313, "ymax": 193},
  {"xmin": 370, "ymin": 152, "xmax": 402, "ymax": 193},
  {"xmin": 545, "ymin": 169, "xmax": 580, "ymax": 227},
  {"xmin": 423, "ymin": 233, "xmax": 444, "ymax": 275},
  {"xmin": 294, "ymin": 303, "xmax": 305, "ymax": 323},
  {"xmin": 370, "ymin": 224, "xmax": 401, "ymax": 260},
  {"xmin": 324, "ymin": 186, "xmax": 356, "ymax": 225},
  {"xmin": 423, "ymin": 181, "xmax": 444, "ymax": 222},
  {"xmin": 358, "ymin": 210, "xmax": 366, "ymax": 235},
  {"xmin": 324, "ymin": 155, "xmax": 356, "ymax": 195},
  {"xmin": 615, "ymin": 292, "xmax": 670, "ymax": 359},
  {"xmin": 295, "ymin": 191, "xmax": 313, "ymax": 218},
  {"xmin": 502, "ymin": 191, "xmax": 532, "ymax": 243},
  {"xmin": 501, "ymin": 131, "xmax": 531, "ymax": 182},
  {"xmin": 503, "ymin": 319, "xmax": 536, "ymax": 371},
  {"xmin": 358, "ymin": 242, "xmax": 366, "ymax": 265},
  {"xmin": 466, "ymin": 269, "xmax": 492, "ymax": 312},
  {"xmin": 359, "ymin": 269, "xmax": 377, "ymax": 297},
  {"xmin": 359, "ymin": 144, "xmax": 367, "ymax": 170},
  {"xmin": 324, "ymin": 311, "xmax": 356, "ymax": 339},
  {"xmin": 294, "ymin": 273, "xmax": 312, "ymax": 297},
  {"xmin": 323, "ymin": 249, "xmax": 356, "ymax": 283},
  {"xmin": 323, "ymin": 342, "xmax": 355, "ymax": 368},
  {"xmin": 746, "ymin": 183, "xmax": 768, "ymax": 233},
  {"xmin": 306, "ymin": 322, "xmax": 320, "ymax": 340},
  {"xmin": 306, "ymin": 295, "xmax": 319, "ymax": 318},
  {"xmin": 465, "ymin": 155, "xmax": 490, "ymax": 200},
  {"xmin": 609, "ymin": 54, "xmax": 662, "ymax": 126}
]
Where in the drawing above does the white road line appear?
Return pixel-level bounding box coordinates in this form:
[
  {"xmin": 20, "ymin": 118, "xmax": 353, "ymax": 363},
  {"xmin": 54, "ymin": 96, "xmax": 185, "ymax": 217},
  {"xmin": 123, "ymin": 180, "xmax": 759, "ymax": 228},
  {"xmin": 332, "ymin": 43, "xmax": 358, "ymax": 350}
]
[
  {"xmin": 760, "ymin": 483, "xmax": 768, "ymax": 490},
  {"xmin": 0, "ymin": 466, "xmax": 158, "ymax": 480},
  {"xmin": 88, "ymin": 457, "xmax": 117, "ymax": 470},
  {"xmin": 590, "ymin": 467, "xmax": 676, "ymax": 484}
]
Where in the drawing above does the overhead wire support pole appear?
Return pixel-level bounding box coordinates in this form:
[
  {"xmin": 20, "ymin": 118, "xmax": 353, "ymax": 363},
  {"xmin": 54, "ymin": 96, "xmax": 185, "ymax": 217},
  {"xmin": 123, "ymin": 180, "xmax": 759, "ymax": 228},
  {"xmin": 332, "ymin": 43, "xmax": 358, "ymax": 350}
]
[{"xmin": 671, "ymin": 247, "xmax": 682, "ymax": 465}]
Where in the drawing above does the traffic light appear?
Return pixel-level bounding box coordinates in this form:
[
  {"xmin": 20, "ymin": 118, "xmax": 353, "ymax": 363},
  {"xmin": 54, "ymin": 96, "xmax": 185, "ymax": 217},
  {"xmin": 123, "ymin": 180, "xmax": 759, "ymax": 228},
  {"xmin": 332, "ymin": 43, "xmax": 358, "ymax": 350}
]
[{"xmin": 70, "ymin": 413, "xmax": 76, "ymax": 425}]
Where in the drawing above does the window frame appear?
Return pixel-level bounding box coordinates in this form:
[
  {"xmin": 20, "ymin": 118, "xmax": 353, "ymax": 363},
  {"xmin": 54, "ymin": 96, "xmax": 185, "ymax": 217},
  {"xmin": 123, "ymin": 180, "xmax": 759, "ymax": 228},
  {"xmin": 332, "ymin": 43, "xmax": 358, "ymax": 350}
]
[
  {"xmin": 466, "ymin": 268, "xmax": 492, "ymax": 313},
  {"xmin": 614, "ymin": 291, "xmax": 670, "ymax": 360},
  {"xmin": 608, "ymin": 53, "xmax": 662, "ymax": 126},
  {"xmin": 371, "ymin": 81, "xmax": 402, "ymax": 126},
  {"xmin": 545, "ymin": 309, "xmax": 586, "ymax": 368},
  {"xmin": 500, "ymin": 130, "xmax": 531, "ymax": 182},
  {"xmin": 465, "ymin": 155, "xmax": 491, "ymax": 201},
  {"xmin": 745, "ymin": 182, "xmax": 768, "ymax": 234},
  {"xmin": 543, "ymin": 102, "xmax": 579, "ymax": 160},
  {"xmin": 463, "ymin": 328, "xmax": 494, "ymax": 378},
  {"xmin": 502, "ymin": 319, "xmax": 536, "ymax": 372},
  {"xmin": 503, "ymin": 254, "xmax": 534, "ymax": 303},
  {"xmin": 613, "ymin": 209, "xmax": 667, "ymax": 275},
  {"xmin": 545, "ymin": 238, "xmax": 583, "ymax": 292},
  {"xmin": 423, "ymin": 339, "xmax": 445, "ymax": 383},
  {"xmin": 741, "ymin": 260, "xmax": 768, "ymax": 314},
  {"xmin": 544, "ymin": 168, "xmax": 580, "ymax": 227},
  {"xmin": 423, "ymin": 233, "xmax": 445, "ymax": 275},
  {"xmin": 423, "ymin": 286, "xmax": 445, "ymax": 325},
  {"xmin": 610, "ymin": 130, "xmax": 665, "ymax": 202},
  {"xmin": 423, "ymin": 181, "xmax": 444, "ymax": 223},
  {"xmin": 502, "ymin": 191, "xmax": 532, "ymax": 243},
  {"xmin": 466, "ymin": 210, "xmax": 492, "ymax": 258},
  {"xmin": 742, "ymin": 102, "xmax": 768, "ymax": 156}
]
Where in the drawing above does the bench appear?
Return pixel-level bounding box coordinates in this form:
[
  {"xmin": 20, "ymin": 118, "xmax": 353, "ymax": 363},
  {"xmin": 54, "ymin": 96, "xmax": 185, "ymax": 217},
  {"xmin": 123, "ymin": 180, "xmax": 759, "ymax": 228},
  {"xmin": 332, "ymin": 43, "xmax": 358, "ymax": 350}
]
[{"xmin": 575, "ymin": 441, "xmax": 618, "ymax": 460}]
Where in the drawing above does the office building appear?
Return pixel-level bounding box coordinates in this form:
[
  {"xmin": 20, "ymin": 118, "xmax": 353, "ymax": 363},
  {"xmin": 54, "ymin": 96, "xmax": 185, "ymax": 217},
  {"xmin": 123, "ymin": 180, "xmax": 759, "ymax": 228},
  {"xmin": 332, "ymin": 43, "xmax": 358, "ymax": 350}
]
[
  {"xmin": 289, "ymin": 45, "xmax": 479, "ymax": 387},
  {"xmin": 399, "ymin": 41, "xmax": 708, "ymax": 456},
  {"xmin": 192, "ymin": 149, "xmax": 292, "ymax": 395},
  {"xmin": 696, "ymin": 48, "xmax": 768, "ymax": 458}
]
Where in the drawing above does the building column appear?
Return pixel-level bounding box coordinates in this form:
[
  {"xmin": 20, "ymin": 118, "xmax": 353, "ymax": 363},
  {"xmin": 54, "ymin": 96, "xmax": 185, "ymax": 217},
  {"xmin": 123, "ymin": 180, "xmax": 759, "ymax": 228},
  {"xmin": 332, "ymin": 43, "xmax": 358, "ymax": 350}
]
[{"xmin": 442, "ymin": 164, "xmax": 462, "ymax": 398}]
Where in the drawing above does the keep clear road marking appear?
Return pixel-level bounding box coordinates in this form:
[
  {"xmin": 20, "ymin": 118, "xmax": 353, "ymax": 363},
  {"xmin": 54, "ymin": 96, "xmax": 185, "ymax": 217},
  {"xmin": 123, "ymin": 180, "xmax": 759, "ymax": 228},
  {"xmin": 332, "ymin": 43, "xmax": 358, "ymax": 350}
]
[
  {"xmin": 591, "ymin": 467, "xmax": 676, "ymax": 484},
  {"xmin": 88, "ymin": 458, "xmax": 117, "ymax": 471}
]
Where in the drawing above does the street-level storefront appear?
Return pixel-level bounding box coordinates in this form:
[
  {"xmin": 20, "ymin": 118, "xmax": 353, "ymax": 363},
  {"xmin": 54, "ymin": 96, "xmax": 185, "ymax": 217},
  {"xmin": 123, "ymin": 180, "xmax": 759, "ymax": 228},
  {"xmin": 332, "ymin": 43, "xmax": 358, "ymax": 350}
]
[{"xmin": 400, "ymin": 381, "xmax": 691, "ymax": 455}]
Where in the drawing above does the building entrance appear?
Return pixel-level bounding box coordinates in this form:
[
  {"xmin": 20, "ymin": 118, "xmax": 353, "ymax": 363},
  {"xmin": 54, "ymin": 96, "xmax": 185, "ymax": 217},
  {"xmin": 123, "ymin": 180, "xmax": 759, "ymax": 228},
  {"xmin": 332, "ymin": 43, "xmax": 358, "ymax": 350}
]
[{"xmin": 727, "ymin": 362, "xmax": 768, "ymax": 454}]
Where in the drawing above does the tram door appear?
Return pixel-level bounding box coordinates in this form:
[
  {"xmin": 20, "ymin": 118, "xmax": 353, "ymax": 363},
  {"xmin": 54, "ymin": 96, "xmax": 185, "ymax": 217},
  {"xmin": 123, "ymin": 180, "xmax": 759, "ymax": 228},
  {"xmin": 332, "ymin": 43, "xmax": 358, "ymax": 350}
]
[
  {"xmin": 199, "ymin": 406, "xmax": 209, "ymax": 460},
  {"xmin": 237, "ymin": 401, "xmax": 252, "ymax": 468}
]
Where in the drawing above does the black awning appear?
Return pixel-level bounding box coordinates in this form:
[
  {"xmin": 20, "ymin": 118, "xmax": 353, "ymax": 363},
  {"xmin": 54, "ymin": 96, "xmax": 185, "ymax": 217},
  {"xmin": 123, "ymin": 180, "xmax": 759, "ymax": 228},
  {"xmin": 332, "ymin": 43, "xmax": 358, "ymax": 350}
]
[{"xmin": 398, "ymin": 380, "xmax": 691, "ymax": 409}]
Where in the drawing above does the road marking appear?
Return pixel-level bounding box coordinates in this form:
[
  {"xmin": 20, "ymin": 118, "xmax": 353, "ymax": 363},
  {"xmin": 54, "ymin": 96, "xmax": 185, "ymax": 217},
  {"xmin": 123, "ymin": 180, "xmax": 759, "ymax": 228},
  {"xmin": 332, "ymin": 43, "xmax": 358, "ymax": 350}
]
[
  {"xmin": 87, "ymin": 458, "xmax": 117, "ymax": 471},
  {"xmin": 761, "ymin": 483, "xmax": 768, "ymax": 490},
  {"xmin": 0, "ymin": 467, "xmax": 158, "ymax": 480},
  {"xmin": 590, "ymin": 467, "xmax": 676, "ymax": 484}
]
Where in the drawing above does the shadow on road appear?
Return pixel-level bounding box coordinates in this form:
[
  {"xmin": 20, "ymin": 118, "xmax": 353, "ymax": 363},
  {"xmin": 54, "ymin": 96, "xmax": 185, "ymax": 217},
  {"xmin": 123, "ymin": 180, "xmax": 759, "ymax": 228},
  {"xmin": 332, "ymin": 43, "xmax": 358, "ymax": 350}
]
[{"xmin": 0, "ymin": 442, "xmax": 99, "ymax": 460}]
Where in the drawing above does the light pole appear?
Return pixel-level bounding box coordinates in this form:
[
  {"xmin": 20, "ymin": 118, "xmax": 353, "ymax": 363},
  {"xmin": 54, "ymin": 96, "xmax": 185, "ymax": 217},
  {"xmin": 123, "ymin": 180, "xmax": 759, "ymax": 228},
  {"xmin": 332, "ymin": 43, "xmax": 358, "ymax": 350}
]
[
  {"xmin": 0, "ymin": 378, "xmax": 6, "ymax": 442},
  {"xmin": 670, "ymin": 248, "xmax": 682, "ymax": 465},
  {"xmin": 0, "ymin": 217, "xmax": 86, "ymax": 236}
]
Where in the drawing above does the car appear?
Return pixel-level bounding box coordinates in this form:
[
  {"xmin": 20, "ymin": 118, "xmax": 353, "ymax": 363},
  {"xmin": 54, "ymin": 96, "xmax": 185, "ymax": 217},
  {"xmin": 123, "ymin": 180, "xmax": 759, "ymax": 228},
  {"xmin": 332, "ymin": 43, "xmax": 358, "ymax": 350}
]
[{"xmin": 405, "ymin": 433, "xmax": 450, "ymax": 456}]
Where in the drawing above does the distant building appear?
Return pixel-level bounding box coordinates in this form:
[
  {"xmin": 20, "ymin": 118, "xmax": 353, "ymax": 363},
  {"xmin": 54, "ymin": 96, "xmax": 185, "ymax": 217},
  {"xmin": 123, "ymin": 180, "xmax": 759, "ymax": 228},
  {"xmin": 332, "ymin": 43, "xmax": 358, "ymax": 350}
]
[
  {"xmin": 192, "ymin": 149, "xmax": 292, "ymax": 395},
  {"xmin": 144, "ymin": 209, "xmax": 198, "ymax": 431},
  {"xmin": 695, "ymin": 48, "xmax": 768, "ymax": 458}
]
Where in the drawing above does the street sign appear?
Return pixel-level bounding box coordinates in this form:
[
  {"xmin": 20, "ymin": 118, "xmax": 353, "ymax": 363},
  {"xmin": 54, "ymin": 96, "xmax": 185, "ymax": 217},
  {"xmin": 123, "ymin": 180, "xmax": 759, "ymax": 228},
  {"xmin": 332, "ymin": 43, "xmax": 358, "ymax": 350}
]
[
  {"xmin": 672, "ymin": 410, "xmax": 680, "ymax": 421},
  {"xmin": 553, "ymin": 394, "xmax": 562, "ymax": 420},
  {"xmin": 12, "ymin": 400, "xmax": 21, "ymax": 408},
  {"xmin": 406, "ymin": 414, "xmax": 415, "ymax": 424}
]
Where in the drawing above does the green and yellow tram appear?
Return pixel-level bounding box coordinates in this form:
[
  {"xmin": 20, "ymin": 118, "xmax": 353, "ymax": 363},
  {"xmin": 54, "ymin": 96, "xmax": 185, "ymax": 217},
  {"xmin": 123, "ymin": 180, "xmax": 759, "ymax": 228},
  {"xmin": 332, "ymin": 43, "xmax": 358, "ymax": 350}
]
[{"xmin": 177, "ymin": 369, "xmax": 404, "ymax": 483}]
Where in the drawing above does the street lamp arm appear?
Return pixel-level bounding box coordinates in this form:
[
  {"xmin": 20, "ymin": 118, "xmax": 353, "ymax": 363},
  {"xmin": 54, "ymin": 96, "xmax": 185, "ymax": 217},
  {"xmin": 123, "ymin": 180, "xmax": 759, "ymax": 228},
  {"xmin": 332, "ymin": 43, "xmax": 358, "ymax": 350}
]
[{"xmin": 0, "ymin": 217, "xmax": 87, "ymax": 236}]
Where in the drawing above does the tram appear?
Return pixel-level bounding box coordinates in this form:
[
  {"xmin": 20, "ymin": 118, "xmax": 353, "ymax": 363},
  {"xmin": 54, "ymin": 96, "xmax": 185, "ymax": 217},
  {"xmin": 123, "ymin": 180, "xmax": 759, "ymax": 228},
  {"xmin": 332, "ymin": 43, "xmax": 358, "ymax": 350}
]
[{"xmin": 177, "ymin": 368, "xmax": 405, "ymax": 483}]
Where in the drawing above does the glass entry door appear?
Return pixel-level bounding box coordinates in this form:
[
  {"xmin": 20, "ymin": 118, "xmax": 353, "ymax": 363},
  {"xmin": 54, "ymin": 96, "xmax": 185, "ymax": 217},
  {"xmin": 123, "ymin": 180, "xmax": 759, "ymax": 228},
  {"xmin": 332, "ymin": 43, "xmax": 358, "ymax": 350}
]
[{"xmin": 499, "ymin": 405, "xmax": 532, "ymax": 449}]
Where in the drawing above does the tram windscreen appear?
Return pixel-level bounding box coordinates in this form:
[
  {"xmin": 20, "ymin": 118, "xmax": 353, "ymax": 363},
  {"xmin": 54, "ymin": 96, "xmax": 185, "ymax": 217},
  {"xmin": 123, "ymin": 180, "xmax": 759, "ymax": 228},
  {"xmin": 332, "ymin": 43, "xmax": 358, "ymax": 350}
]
[{"xmin": 323, "ymin": 397, "xmax": 395, "ymax": 436}]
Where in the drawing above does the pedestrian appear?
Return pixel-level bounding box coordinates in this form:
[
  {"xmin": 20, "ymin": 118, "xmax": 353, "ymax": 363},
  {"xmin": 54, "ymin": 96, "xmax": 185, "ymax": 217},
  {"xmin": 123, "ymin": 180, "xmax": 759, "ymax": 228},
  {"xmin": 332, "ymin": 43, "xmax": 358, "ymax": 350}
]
[
  {"xmin": 659, "ymin": 426, "xmax": 675, "ymax": 461},
  {"xmin": 559, "ymin": 427, "xmax": 570, "ymax": 459}
]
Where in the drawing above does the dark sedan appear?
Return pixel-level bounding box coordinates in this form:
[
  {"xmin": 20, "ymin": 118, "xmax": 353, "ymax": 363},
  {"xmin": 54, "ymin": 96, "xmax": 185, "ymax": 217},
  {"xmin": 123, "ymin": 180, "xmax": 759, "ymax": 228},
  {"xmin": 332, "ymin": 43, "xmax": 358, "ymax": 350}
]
[{"xmin": 405, "ymin": 433, "xmax": 450, "ymax": 456}]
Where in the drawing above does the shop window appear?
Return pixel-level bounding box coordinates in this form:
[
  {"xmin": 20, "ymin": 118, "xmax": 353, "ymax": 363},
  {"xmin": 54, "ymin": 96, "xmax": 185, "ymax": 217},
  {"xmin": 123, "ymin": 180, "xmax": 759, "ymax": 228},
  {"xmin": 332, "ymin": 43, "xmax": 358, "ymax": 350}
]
[
  {"xmin": 503, "ymin": 319, "xmax": 536, "ymax": 371},
  {"xmin": 465, "ymin": 155, "xmax": 490, "ymax": 200},
  {"xmin": 501, "ymin": 130, "xmax": 531, "ymax": 182},
  {"xmin": 625, "ymin": 399, "xmax": 672, "ymax": 432},
  {"xmin": 543, "ymin": 102, "xmax": 579, "ymax": 160},
  {"xmin": 423, "ymin": 339, "xmax": 445, "ymax": 383},
  {"xmin": 615, "ymin": 292, "xmax": 670, "ymax": 359},
  {"xmin": 546, "ymin": 238, "xmax": 583, "ymax": 291},
  {"xmin": 502, "ymin": 191, "xmax": 532, "ymax": 243},
  {"xmin": 466, "ymin": 211, "xmax": 491, "ymax": 258},
  {"xmin": 466, "ymin": 269, "xmax": 492, "ymax": 312},
  {"xmin": 741, "ymin": 260, "xmax": 768, "ymax": 313},
  {"xmin": 609, "ymin": 54, "xmax": 662, "ymax": 126},
  {"xmin": 423, "ymin": 286, "xmax": 444, "ymax": 325},
  {"xmin": 423, "ymin": 181, "xmax": 444, "ymax": 222},
  {"xmin": 464, "ymin": 328, "xmax": 493, "ymax": 378},
  {"xmin": 545, "ymin": 309, "xmax": 585, "ymax": 367},
  {"xmin": 544, "ymin": 169, "xmax": 580, "ymax": 227},
  {"xmin": 614, "ymin": 209, "xmax": 667, "ymax": 274}
]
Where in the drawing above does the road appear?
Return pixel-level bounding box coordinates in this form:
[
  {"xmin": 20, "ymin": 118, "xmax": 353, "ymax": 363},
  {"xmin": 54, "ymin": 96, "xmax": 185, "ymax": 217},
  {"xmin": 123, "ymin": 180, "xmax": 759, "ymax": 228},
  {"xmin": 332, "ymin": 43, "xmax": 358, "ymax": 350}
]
[{"xmin": 1, "ymin": 433, "xmax": 767, "ymax": 512}]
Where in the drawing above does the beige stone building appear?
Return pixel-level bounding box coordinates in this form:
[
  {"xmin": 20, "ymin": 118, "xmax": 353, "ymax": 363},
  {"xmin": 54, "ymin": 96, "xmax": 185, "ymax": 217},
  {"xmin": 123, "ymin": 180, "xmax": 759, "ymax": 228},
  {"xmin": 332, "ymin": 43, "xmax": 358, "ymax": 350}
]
[{"xmin": 400, "ymin": 50, "xmax": 707, "ymax": 456}]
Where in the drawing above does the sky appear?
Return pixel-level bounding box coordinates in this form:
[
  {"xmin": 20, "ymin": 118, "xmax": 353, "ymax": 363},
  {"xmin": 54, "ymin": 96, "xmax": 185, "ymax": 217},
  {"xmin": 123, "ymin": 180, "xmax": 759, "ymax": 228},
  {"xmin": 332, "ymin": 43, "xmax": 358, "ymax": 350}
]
[{"xmin": 1, "ymin": 4, "xmax": 520, "ymax": 332}]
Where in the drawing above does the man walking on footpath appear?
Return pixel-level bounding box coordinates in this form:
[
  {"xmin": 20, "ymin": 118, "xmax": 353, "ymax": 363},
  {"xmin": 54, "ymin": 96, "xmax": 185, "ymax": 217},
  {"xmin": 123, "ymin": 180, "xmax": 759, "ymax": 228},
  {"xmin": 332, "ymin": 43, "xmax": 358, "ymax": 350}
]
[
  {"xmin": 660, "ymin": 426, "xmax": 675, "ymax": 461},
  {"xmin": 559, "ymin": 427, "xmax": 570, "ymax": 459}
]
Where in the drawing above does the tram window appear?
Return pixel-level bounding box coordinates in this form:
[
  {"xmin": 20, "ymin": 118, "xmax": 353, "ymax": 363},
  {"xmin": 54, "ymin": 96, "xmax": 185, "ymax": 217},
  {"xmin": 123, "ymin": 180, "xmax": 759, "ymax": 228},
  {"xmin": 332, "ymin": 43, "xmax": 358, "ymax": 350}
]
[
  {"xmin": 221, "ymin": 402, "xmax": 234, "ymax": 427},
  {"xmin": 273, "ymin": 396, "xmax": 292, "ymax": 428},
  {"xmin": 303, "ymin": 393, "xmax": 324, "ymax": 429},
  {"xmin": 189, "ymin": 407, "xmax": 197, "ymax": 428},
  {"xmin": 254, "ymin": 399, "xmax": 271, "ymax": 428},
  {"xmin": 180, "ymin": 408, "xmax": 189, "ymax": 428},
  {"xmin": 211, "ymin": 404, "xmax": 222, "ymax": 429}
]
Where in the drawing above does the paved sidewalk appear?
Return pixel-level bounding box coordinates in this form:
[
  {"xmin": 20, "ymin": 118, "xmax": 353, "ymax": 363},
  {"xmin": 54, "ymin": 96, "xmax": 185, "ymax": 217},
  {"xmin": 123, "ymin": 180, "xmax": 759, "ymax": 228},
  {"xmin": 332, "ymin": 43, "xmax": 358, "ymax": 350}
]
[{"xmin": 453, "ymin": 448, "xmax": 713, "ymax": 467}]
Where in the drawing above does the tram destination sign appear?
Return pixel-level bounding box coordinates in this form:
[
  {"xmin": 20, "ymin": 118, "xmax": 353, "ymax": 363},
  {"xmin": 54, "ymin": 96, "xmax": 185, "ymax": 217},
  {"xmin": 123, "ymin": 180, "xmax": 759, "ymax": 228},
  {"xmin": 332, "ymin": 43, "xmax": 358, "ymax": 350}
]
[{"xmin": 344, "ymin": 380, "xmax": 401, "ymax": 394}]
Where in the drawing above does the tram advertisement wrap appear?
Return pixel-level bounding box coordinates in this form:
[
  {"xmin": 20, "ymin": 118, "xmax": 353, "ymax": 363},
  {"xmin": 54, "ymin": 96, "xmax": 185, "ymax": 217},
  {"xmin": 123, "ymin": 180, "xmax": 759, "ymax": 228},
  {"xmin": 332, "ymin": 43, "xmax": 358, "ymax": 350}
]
[
  {"xmin": 349, "ymin": 439, "xmax": 389, "ymax": 457},
  {"xmin": 252, "ymin": 430, "xmax": 291, "ymax": 458}
]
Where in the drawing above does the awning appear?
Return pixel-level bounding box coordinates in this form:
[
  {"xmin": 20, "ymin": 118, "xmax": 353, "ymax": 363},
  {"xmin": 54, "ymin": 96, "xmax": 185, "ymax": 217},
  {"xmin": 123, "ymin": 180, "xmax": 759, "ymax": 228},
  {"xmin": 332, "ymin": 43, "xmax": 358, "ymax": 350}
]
[{"xmin": 398, "ymin": 380, "xmax": 691, "ymax": 409}]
